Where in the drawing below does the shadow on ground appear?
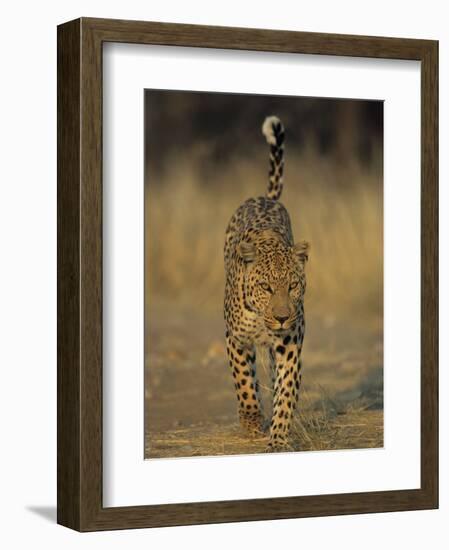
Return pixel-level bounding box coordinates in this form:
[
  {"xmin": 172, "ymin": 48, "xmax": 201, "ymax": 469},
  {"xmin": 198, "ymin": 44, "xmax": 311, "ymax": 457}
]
[{"xmin": 26, "ymin": 506, "xmax": 57, "ymax": 523}]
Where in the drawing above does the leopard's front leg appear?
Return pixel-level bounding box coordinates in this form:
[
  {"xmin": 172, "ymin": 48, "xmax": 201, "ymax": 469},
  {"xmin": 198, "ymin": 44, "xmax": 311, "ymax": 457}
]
[
  {"xmin": 226, "ymin": 333, "xmax": 266, "ymax": 436},
  {"xmin": 267, "ymin": 331, "xmax": 303, "ymax": 451}
]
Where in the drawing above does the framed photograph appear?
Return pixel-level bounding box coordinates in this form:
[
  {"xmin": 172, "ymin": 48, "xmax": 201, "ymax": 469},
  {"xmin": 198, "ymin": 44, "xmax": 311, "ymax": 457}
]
[{"xmin": 57, "ymin": 17, "xmax": 438, "ymax": 531}]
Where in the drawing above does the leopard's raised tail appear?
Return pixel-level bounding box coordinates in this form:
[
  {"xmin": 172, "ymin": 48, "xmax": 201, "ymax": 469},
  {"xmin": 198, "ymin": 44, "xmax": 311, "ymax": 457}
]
[{"xmin": 262, "ymin": 115, "xmax": 285, "ymax": 201}]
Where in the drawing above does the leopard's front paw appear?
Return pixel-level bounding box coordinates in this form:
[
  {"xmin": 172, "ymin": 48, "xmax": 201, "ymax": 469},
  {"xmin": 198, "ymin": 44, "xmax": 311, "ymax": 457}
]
[
  {"xmin": 239, "ymin": 414, "xmax": 269, "ymax": 437},
  {"xmin": 265, "ymin": 438, "xmax": 294, "ymax": 453}
]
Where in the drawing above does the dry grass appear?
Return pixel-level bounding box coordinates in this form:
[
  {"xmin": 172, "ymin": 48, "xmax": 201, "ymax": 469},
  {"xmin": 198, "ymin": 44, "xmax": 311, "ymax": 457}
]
[
  {"xmin": 144, "ymin": 301, "xmax": 383, "ymax": 459},
  {"xmin": 146, "ymin": 146, "xmax": 382, "ymax": 321},
  {"xmin": 146, "ymin": 398, "xmax": 383, "ymax": 459},
  {"xmin": 144, "ymin": 146, "xmax": 383, "ymax": 458}
]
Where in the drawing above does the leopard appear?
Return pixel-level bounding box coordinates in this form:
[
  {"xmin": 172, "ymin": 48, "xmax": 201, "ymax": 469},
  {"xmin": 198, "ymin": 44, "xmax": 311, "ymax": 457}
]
[{"xmin": 224, "ymin": 115, "xmax": 310, "ymax": 452}]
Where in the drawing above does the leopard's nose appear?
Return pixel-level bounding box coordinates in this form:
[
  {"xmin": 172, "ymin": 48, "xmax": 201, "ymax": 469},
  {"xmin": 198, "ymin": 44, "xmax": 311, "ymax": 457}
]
[{"xmin": 274, "ymin": 314, "xmax": 289, "ymax": 324}]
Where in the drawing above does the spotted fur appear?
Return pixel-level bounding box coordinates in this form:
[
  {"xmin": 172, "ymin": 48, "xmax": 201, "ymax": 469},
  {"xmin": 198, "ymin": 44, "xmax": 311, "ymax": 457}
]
[{"xmin": 224, "ymin": 116, "xmax": 309, "ymax": 452}]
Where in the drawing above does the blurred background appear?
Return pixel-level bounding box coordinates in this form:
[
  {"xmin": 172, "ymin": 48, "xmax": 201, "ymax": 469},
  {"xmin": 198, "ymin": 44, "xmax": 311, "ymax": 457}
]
[{"xmin": 144, "ymin": 90, "xmax": 384, "ymax": 458}]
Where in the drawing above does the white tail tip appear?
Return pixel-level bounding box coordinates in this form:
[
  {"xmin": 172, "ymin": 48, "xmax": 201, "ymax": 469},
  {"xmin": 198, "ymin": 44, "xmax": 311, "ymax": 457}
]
[{"xmin": 262, "ymin": 115, "xmax": 282, "ymax": 145}]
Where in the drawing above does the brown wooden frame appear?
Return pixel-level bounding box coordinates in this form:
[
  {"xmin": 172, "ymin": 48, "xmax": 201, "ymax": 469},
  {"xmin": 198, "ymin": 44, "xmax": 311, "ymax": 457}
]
[{"xmin": 57, "ymin": 17, "xmax": 438, "ymax": 531}]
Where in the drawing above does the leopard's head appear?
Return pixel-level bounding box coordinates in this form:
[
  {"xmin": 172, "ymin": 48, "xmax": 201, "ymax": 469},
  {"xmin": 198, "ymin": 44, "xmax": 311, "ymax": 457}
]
[{"xmin": 238, "ymin": 230, "xmax": 309, "ymax": 331}]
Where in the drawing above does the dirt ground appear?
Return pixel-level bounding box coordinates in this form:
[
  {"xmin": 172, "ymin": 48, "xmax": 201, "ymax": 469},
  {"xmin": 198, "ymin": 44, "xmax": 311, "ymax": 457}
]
[{"xmin": 144, "ymin": 300, "xmax": 383, "ymax": 459}]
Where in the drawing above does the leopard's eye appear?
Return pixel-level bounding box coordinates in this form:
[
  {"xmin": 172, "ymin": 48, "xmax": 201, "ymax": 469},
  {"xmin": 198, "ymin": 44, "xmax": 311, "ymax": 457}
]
[
  {"xmin": 259, "ymin": 282, "xmax": 272, "ymax": 293},
  {"xmin": 289, "ymin": 280, "xmax": 299, "ymax": 290}
]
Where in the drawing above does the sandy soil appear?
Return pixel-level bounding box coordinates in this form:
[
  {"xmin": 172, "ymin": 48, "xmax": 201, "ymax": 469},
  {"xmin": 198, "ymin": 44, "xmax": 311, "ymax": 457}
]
[{"xmin": 145, "ymin": 301, "xmax": 383, "ymax": 459}]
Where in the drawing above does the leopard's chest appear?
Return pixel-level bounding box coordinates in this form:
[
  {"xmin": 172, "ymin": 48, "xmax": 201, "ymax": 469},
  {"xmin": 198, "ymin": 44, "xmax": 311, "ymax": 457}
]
[{"xmin": 226, "ymin": 302, "xmax": 276, "ymax": 347}]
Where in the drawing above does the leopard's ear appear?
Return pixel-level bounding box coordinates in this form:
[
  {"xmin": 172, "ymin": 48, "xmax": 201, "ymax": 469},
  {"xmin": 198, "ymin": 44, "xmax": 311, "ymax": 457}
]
[
  {"xmin": 238, "ymin": 241, "xmax": 256, "ymax": 262},
  {"xmin": 292, "ymin": 241, "xmax": 310, "ymax": 266}
]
